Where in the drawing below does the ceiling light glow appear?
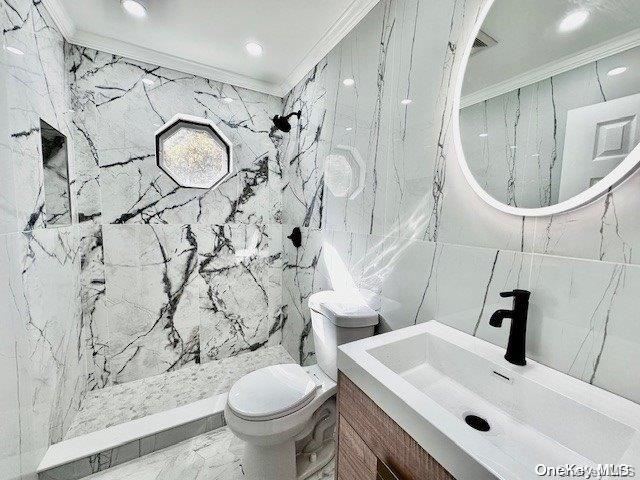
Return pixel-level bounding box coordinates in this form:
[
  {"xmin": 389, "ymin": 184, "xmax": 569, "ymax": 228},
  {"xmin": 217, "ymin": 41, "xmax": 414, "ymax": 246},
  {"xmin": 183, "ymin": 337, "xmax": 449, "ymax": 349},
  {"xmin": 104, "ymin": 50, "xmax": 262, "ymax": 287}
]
[
  {"xmin": 401, "ymin": 98, "xmax": 413, "ymax": 105},
  {"xmin": 4, "ymin": 45, "xmax": 24, "ymax": 56},
  {"xmin": 478, "ymin": 133, "xmax": 488, "ymax": 138},
  {"xmin": 342, "ymin": 78, "xmax": 355, "ymax": 87},
  {"xmin": 345, "ymin": 127, "xmax": 353, "ymax": 131},
  {"xmin": 607, "ymin": 66, "xmax": 627, "ymax": 77},
  {"xmin": 559, "ymin": 10, "xmax": 589, "ymax": 32},
  {"xmin": 245, "ymin": 42, "xmax": 263, "ymax": 56},
  {"xmin": 122, "ymin": 0, "xmax": 147, "ymax": 18}
]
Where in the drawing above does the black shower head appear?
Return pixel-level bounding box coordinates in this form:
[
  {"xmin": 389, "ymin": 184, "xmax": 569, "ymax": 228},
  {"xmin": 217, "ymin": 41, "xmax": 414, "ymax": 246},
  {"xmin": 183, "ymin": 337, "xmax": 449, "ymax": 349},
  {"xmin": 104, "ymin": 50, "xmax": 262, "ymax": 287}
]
[{"xmin": 272, "ymin": 110, "xmax": 301, "ymax": 133}]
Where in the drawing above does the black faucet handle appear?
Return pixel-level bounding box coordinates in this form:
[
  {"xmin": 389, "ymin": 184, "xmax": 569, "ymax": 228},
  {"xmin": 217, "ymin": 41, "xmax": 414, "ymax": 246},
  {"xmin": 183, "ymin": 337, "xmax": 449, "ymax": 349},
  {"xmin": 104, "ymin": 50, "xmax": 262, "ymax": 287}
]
[{"xmin": 500, "ymin": 289, "xmax": 531, "ymax": 300}]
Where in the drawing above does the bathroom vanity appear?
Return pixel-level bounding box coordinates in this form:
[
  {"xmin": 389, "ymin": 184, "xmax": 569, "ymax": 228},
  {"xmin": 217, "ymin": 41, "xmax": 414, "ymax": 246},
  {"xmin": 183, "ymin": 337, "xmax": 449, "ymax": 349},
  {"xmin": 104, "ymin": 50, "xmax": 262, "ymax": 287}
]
[
  {"xmin": 336, "ymin": 372, "xmax": 455, "ymax": 479},
  {"xmin": 336, "ymin": 321, "xmax": 640, "ymax": 480}
]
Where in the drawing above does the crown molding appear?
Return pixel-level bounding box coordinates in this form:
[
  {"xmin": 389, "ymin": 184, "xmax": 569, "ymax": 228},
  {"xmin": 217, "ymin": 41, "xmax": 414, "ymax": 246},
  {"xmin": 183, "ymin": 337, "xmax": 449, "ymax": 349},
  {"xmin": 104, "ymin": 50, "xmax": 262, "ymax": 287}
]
[
  {"xmin": 41, "ymin": 0, "xmax": 379, "ymax": 98},
  {"xmin": 461, "ymin": 28, "xmax": 640, "ymax": 109},
  {"xmin": 274, "ymin": 0, "xmax": 380, "ymax": 96},
  {"xmin": 70, "ymin": 30, "xmax": 281, "ymax": 96}
]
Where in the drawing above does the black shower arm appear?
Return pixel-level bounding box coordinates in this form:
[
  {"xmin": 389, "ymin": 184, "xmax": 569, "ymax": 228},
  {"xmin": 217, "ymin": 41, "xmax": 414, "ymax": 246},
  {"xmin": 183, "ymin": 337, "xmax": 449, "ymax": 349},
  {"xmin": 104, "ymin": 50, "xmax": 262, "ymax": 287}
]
[{"xmin": 282, "ymin": 110, "xmax": 302, "ymax": 120}]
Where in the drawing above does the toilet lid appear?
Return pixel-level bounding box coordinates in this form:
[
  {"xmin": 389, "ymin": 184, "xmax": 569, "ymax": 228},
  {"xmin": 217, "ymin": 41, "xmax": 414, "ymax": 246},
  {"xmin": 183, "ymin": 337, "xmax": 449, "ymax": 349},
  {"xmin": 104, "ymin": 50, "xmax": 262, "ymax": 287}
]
[{"xmin": 227, "ymin": 364, "xmax": 319, "ymax": 421}]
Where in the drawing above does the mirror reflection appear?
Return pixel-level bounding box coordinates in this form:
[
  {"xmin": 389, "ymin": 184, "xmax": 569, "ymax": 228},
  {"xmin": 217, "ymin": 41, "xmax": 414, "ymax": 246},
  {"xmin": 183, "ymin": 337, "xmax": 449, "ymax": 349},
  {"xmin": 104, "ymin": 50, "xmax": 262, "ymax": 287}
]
[
  {"xmin": 459, "ymin": 0, "xmax": 640, "ymax": 208},
  {"xmin": 40, "ymin": 119, "xmax": 72, "ymax": 226}
]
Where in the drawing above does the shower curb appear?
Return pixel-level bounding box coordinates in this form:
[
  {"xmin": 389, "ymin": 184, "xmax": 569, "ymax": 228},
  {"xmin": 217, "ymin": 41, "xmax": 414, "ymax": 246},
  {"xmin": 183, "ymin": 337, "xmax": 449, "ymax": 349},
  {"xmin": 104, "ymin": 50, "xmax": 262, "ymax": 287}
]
[{"xmin": 37, "ymin": 393, "xmax": 227, "ymax": 480}]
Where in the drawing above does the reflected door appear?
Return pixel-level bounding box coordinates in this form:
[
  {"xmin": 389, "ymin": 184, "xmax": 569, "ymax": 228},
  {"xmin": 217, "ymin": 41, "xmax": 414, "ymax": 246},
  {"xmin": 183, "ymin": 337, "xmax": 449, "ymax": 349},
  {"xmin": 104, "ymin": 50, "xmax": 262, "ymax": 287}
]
[{"xmin": 559, "ymin": 92, "xmax": 640, "ymax": 202}]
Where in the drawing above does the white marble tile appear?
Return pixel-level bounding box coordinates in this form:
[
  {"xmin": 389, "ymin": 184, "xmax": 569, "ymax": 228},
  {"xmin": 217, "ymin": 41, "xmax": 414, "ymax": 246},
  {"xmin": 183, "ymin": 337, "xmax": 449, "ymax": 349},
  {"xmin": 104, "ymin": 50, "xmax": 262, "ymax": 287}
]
[
  {"xmin": 6, "ymin": 227, "xmax": 84, "ymax": 475},
  {"xmin": 379, "ymin": 238, "xmax": 529, "ymax": 333},
  {"xmin": 194, "ymin": 78, "xmax": 282, "ymax": 227},
  {"xmin": 526, "ymin": 254, "xmax": 640, "ymax": 404},
  {"xmin": 79, "ymin": 223, "xmax": 110, "ymax": 390},
  {"xmin": 281, "ymin": 225, "xmax": 331, "ymax": 364},
  {"xmin": 66, "ymin": 46, "xmax": 282, "ymax": 229},
  {"xmin": 80, "ymin": 426, "xmax": 335, "ymax": 480},
  {"xmin": 281, "ymin": 61, "xmax": 330, "ymax": 229},
  {"xmin": 196, "ymin": 223, "xmax": 273, "ymax": 361},
  {"xmin": 319, "ymin": 1, "xmax": 397, "ymax": 236},
  {"xmin": 102, "ymin": 224, "xmax": 199, "ymax": 384},
  {"xmin": 0, "ymin": 234, "xmax": 21, "ymax": 480},
  {"xmin": 66, "ymin": 345, "xmax": 293, "ymax": 438}
]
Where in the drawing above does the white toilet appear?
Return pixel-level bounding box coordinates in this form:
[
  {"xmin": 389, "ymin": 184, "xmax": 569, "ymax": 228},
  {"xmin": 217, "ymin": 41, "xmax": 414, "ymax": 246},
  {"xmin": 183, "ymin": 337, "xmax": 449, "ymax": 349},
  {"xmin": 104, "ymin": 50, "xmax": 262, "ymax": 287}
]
[{"xmin": 225, "ymin": 290, "xmax": 378, "ymax": 480}]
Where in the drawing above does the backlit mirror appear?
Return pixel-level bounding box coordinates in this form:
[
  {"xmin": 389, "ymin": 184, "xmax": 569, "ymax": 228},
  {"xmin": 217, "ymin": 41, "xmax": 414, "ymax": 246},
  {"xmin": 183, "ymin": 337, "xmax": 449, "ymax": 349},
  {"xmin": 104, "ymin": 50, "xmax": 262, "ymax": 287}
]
[
  {"xmin": 40, "ymin": 119, "xmax": 72, "ymax": 226},
  {"xmin": 456, "ymin": 0, "xmax": 640, "ymax": 216}
]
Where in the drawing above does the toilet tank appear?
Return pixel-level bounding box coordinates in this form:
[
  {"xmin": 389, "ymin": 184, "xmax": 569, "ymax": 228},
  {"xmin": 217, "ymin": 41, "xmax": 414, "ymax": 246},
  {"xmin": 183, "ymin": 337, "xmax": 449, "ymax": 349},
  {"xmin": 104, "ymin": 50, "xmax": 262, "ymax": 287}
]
[{"xmin": 309, "ymin": 291, "xmax": 379, "ymax": 381}]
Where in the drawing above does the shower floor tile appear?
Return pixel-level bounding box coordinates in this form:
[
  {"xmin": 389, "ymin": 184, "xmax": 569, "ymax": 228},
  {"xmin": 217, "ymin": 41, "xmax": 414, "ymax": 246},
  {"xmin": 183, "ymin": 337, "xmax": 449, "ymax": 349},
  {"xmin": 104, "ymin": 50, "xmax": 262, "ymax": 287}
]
[
  {"xmin": 83, "ymin": 426, "xmax": 336, "ymax": 480},
  {"xmin": 66, "ymin": 346, "xmax": 295, "ymax": 439}
]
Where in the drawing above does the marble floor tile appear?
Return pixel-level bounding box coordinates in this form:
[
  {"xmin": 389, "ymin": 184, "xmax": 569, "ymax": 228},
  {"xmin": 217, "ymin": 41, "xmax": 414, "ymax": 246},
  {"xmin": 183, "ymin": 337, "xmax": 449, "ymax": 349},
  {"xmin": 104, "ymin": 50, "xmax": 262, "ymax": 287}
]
[{"xmin": 83, "ymin": 426, "xmax": 335, "ymax": 480}]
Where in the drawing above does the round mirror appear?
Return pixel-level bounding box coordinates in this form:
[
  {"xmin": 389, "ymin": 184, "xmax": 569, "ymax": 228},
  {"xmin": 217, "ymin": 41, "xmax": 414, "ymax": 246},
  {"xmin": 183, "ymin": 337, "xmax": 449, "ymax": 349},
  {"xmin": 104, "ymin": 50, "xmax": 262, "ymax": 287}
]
[{"xmin": 455, "ymin": 0, "xmax": 640, "ymax": 216}]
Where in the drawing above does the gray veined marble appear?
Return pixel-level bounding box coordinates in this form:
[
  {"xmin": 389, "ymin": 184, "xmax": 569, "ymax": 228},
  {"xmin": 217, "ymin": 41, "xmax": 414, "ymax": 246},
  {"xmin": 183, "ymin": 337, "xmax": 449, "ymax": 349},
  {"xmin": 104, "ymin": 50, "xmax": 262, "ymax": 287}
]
[
  {"xmin": 65, "ymin": 345, "xmax": 294, "ymax": 439},
  {"xmin": 197, "ymin": 223, "xmax": 276, "ymax": 362},
  {"xmin": 101, "ymin": 223, "xmax": 200, "ymax": 384},
  {"xmin": 278, "ymin": 0, "xmax": 640, "ymax": 406},
  {"xmin": 76, "ymin": 427, "xmax": 335, "ymax": 480},
  {"xmin": 67, "ymin": 46, "xmax": 282, "ymax": 227}
]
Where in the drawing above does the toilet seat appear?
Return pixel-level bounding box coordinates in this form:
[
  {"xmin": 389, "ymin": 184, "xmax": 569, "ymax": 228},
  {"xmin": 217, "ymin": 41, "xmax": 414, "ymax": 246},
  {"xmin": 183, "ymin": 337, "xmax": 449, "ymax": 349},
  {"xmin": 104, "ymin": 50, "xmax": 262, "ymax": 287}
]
[{"xmin": 227, "ymin": 364, "xmax": 320, "ymax": 421}]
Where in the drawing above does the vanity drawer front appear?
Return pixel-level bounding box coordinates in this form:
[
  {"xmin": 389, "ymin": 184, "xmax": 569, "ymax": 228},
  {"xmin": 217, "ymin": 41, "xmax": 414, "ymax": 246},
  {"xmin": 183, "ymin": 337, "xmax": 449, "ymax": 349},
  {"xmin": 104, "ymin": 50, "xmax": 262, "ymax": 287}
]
[
  {"xmin": 337, "ymin": 372, "xmax": 456, "ymax": 480},
  {"xmin": 337, "ymin": 414, "xmax": 378, "ymax": 480}
]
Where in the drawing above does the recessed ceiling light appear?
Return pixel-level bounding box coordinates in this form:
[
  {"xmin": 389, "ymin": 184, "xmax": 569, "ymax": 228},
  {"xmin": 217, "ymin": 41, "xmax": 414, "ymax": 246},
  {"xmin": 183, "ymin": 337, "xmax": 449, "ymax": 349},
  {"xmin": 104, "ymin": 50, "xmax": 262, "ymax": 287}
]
[
  {"xmin": 222, "ymin": 97, "xmax": 234, "ymax": 103},
  {"xmin": 342, "ymin": 78, "xmax": 355, "ymax": 87},
  {"xmin": 559, "ymin": 10, "xmax": 589, "ymax": 33},
  {"xmin": 345, "ymin": 127, "xmax": 353, "ymax": 131},
  {"xmin": 141, "ymin": 78, "xmax": 155, "ymax": 86},
  {"xmin": 478, "ymin": 133, "xmax": 488, "ymax": 138},
  {"xmin": 607, "ymin": 66, "xmax": 627, "ymax": 77},
  {"xmin": 122, "ymin": 0, "xmax": 147, "ymax": 17},
  {"xmin": 400, "ymin": 98, "xmax": 412, "ymax": 105},
  {"xmin": 4, "ymin": 45, "xmax": 24, "ymax": 56},
  {"xmin": 245, "ymin": 42, "xmax": 263, "ymax": 56}
]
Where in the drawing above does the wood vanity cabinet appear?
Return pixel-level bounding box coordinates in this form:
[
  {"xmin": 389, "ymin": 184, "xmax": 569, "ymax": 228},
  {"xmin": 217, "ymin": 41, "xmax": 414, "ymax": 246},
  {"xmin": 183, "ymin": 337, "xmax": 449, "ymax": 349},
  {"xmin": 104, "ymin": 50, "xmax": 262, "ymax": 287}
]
[{"xmin": 336, "ymin": 372, "xmax": 456, "ymax": 480}]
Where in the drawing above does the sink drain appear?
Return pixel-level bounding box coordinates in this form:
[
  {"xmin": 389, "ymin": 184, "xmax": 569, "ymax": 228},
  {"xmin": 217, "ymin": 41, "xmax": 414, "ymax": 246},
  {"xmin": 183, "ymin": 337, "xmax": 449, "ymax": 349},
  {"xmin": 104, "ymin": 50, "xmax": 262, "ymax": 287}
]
[{"xmin": 464, "ymin": 414, "xmax": 490, "ymax": 432}]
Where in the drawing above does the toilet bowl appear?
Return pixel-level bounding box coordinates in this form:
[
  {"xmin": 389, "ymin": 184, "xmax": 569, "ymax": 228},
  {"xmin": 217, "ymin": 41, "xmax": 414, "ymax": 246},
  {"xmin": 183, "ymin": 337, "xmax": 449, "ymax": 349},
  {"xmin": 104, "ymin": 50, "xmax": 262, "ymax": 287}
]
[{"xmin": 225, "ymin": 290, "xmax": 378, "ymax": 480}]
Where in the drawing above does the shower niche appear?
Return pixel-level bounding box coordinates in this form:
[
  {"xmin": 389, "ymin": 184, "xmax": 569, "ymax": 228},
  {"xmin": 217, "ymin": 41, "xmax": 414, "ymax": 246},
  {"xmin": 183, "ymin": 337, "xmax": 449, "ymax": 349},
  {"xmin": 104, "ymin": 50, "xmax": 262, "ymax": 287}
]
[{"xmin": 40, "ymin": 119, "xmax": 72, "ymax": 227}]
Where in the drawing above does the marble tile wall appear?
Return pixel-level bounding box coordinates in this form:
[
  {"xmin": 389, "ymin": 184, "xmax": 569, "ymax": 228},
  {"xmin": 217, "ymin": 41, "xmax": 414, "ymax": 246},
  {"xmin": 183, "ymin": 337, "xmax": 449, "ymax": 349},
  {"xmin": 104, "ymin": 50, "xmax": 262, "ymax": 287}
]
[
  {"xmin": 459, "ymin": 46, "xmax": 640, "ymax": 208},
  {"xmin": 279, "ymin": 0, "xmax": 640, "ymax": 405},
  {"xmin": 2, "ymin": 1, "xmax": 287, "ymax": 476},
  {"xmin": 66, "ymin": 45, "xmax": 286, "ymax": 387},
  {"xmin": 1, "ymin": 1, "xmax": 86, "ymax": 478}
]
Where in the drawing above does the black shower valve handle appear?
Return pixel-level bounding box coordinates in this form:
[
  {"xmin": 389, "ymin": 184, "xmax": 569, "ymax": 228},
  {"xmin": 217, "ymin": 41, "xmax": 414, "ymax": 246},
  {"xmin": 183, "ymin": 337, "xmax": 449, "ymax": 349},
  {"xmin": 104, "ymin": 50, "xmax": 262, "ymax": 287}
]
[{"xmin": 500, "ymin": 289, "xmax": 530, "ymax": 299}]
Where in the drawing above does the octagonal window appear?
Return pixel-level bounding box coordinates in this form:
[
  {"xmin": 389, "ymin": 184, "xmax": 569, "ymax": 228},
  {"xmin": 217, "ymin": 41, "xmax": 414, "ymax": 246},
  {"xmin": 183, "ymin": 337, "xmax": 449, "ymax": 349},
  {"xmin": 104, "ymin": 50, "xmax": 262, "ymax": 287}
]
[{"xmin": 155, "ymin": 115, "xmax": 232, "ymax": 189}]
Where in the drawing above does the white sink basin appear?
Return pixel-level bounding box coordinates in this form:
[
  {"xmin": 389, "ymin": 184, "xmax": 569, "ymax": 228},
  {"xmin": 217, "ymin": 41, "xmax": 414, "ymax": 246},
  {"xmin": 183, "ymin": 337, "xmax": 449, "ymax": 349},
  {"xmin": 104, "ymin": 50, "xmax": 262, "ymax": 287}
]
[{"xmin": 338, "ymin": 321, "xmax": 640, "ymax": 480}]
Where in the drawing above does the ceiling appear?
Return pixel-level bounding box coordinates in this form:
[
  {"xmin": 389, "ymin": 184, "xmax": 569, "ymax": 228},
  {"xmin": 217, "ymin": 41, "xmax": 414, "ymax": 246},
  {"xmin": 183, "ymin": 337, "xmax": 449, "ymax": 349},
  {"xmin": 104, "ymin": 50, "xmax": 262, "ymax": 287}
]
[
  {"xmin": 45, "ymin": 0, "xmax": 379, "ymax": 96},
  {"xmin": 462, "ymin": 0, "xmax": 640, "ymax": 101}
]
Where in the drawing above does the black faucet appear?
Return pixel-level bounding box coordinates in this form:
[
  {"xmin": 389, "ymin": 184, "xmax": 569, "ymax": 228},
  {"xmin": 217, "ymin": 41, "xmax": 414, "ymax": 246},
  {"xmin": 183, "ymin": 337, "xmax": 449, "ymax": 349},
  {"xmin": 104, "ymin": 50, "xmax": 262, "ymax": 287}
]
[{"xmin": 489, "ymin": 290, "xmax": 531, "ymax": 366}]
